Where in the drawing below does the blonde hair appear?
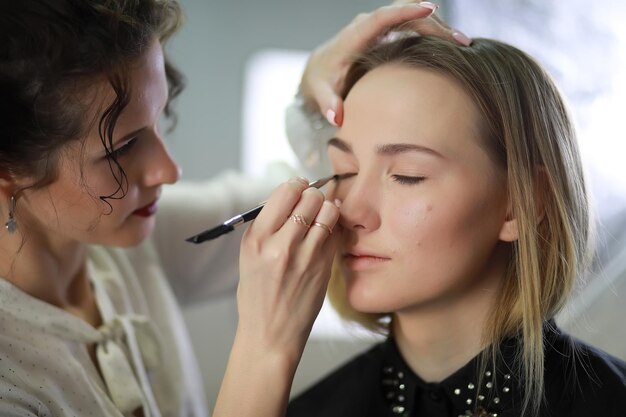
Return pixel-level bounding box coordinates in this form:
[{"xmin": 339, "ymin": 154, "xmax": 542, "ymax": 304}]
[{"xmin": 328, "ymin": 36, "xmax": 592, "ymax": 416}]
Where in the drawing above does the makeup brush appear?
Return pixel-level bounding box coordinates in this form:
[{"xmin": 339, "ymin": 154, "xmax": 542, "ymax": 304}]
[{"xmin": 185, "ymin": 173, "xmax": 355, "ymax": 244}]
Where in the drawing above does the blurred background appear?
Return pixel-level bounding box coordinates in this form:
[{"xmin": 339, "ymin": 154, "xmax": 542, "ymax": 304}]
[{"xmin": 163, "ymin": 0, "xmax": 626, "ymax": 407}]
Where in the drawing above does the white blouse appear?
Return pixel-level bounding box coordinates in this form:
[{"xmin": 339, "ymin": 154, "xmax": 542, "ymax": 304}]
[{"xmin": 0, "ymin": 102, "xmax": 336, "ymax": 417}]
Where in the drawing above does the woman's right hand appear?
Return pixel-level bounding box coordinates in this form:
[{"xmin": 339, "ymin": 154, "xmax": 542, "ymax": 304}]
[
  {"xmin": 237, "ymin": 177, "xmax": 340, "ymax": 360},
  {"xmin": 213, "ymin": 177, "xmax": 340, "ymax": 417}
]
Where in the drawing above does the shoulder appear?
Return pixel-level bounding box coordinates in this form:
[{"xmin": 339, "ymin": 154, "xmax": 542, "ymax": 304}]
[
  {"xmin": 544, "ymin": 328, "xmax": 626, "ymax": 415},
  {"xmin": 287, "ymin": 342, "xmax": 387, "ymax": 417}
]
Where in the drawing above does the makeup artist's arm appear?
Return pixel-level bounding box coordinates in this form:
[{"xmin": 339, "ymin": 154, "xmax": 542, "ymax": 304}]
[
  {"xmin": 213, "ymin": 178, "xmax": 340, "ymax": 417},
  {"xmin": 287, "ymin": 1, "xmax": 470, "ymax": 177}
]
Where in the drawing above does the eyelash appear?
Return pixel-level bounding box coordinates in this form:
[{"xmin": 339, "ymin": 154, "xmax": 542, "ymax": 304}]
[
  {"xmin": 392, "ymin": 175, "xmax": 425, "ymax": 185},
  {"xmin": 107, "ymin": 137, "xmax": 138, "ymax": 160}
]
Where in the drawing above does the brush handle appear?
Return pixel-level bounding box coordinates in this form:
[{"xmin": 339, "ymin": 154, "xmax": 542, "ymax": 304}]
[{"xmin": 237, "ymin": 203, "xmax": 265, "ymax": 224}]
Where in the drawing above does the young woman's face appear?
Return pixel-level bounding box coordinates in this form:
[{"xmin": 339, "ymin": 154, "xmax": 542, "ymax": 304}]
[
  {"xmin": 16, "ymin": 39, "xmax": 180, "ymax": 247},
  {"xmin": 329, "ymin": 64, "xmax": 510, "ymax": 315}
]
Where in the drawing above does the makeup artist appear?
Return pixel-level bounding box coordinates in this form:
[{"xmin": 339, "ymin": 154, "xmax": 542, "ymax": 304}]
[{"xmin": 0, "ymin": 1, "xmax": 468, "ymax": 416}]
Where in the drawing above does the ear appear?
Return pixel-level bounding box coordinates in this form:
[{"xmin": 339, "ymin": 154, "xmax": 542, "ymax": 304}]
[
  {"xmin": 499, "ymin": 204, "xmax": 519, "ymax": 243},
  {"xmin": 498, "ymin": 167, "xmax": 548, "ymax": 243},
  {"xmin": 0, "ymin": 171, "xmax": 16, "ymax": 200}
]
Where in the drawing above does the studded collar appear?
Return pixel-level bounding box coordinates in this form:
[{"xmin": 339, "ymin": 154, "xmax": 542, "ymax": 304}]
[{"xmin": 378, "ymin": 331, "xmax": 536, "ymax": 417}]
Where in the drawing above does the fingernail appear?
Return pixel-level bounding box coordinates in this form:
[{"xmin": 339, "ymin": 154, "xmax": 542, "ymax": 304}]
[
  {"xmin": 452, "ymin": 31, "xmax": 472, "ymax": 47},
  {"xmin": 334, "ymin": 198, "xmax": 342, "ymax": 208},
  {"xmin": 417, "ymin": 2, "xmax": 438, "ymax": 13},
  {"xmin": 326, "ymin": 109, "xmax": 338, "ymax": 127},
  {"xmin": 291, "ymin": 177, "xmax": 309, "ymax": 186}
]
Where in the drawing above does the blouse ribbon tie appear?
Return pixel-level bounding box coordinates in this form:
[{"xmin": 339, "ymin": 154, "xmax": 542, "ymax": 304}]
[{"xmin": 96, "ymin": 314, "xmax": 162, "ymax": 416}]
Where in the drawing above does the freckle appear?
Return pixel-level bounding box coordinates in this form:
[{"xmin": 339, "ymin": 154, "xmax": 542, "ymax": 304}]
[{"xmin": 427, "ymin": 205, "xmax": 433, "ymax": 212}]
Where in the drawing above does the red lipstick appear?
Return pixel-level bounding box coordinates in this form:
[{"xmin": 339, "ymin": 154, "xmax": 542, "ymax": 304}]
[{"xmin": 132, "ymin": 200, "xmax": 158, "ymax": 217}]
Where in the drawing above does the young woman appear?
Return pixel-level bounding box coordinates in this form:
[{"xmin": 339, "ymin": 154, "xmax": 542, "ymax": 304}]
[
  {"xmin": 287, "ymin": 36, "xmax": 626, "ymax": 417},
  {"xmin": 0, "ymin": 1, "xmax": 469, "ymax": 417}
]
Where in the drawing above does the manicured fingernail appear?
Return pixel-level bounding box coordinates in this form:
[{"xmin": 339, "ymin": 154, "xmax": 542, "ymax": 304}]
[
  {"xmin": 452, "ymin": 31, "xmax": 472, "ymax": 46},
  {"xmin": 326, "ymin": 109, "xmax": 338, "ymax": 127},
  {"xmin": 418, "ymin": 2, "xmax": 438, "ymax": 13},
  {"xmin": 334, "ymin": 198, "xmax": 342, "ymax": 208}
]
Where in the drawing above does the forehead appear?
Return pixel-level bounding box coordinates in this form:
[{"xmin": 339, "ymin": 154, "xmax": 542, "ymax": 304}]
[
  {"xmin": 81, "ymin": 39, "xmax": 167, "ymax": 148},
  {"xmin": 340, "ymin": 64, "xmax": 484, "ymax": 158}
]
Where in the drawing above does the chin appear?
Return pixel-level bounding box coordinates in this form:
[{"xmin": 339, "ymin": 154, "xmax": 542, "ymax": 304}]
[
  {"xmin": 119, "ymin": 235, "xmax": 150, "ymax": 247},
  {"xmin": 346, "ymin": 281, "xmax": 395, "ymax": 314},
  {"xmin": 113, "ymin": 219, "xmax": 156, "ymax": 247}
]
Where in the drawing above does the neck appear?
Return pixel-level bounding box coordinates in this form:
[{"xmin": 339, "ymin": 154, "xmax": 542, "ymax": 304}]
[
  {"xmin": 392, "ymin": 244, "xmax": 509, "ymax": 383},
  {"xmin": 0, "ymin": 226, "xmax": 90, "ymax": 309},
  {"xmin": 392, "ymin": 294, "xmax": 493, "ymax": 383}
]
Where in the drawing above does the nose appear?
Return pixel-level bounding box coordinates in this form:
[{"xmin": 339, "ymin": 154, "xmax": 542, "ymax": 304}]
[
  {"xmin": 142, "ymin": 134, "xmax": 181, "ymax": 187},
  {"xmin": 337, "ymin": 173, "xmax": 380, "ymax": 231}
]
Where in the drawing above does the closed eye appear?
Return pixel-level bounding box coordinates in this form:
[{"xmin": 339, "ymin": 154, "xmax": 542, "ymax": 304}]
[
  {"xmin": 107, "ymin": 137, "xmax": 138, "ymax": 160},
  {"xmin": 393, "ymin": 175, "xmax": 425, "ymax": 185}
]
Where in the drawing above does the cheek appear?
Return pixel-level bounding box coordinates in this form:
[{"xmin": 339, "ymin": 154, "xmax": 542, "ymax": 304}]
[
  {"xmin": 386, "ymin": 199, "xmax": 435, "ymax": 251},
  {"xmin": 390, "ymin": 195, "xmax": 483, "ymax": 257},
  {"xmin": 80, "ymin": 159, "xmax": 141, "ymax": 209},
  {"xmin": 49, "ymin": 165, "xmax": 126, "ymax": 222},
  {"xmin": 412, "ymin": 190, "xmax": 504, "ymax": 262}
]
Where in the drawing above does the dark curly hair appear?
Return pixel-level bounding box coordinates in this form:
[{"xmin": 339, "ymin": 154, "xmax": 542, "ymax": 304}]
[{"xmin": 1, "ymin": 0, "xmax": 185, "ymax": 203}]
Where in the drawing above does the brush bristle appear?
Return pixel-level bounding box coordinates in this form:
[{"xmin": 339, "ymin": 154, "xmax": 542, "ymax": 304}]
[{"xmin": 186, "ymin": 224, "xmax": 234, "ymax": 244}]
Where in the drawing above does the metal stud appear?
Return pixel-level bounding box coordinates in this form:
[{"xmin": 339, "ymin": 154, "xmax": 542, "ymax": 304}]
[
  {"xmin": 493, "ymin": 397, "xmax": 500, "ymax": 404},
  {"xmin": 397, "ymin": 372, "xmax": 404, "ymax": 378},
  {"xmin": 467, "ymin": 383, "xmax": 475, "ymax": 390},
  {"xmin": 454, "ymin": 388, "xmax": 461, "ymax": 395},
  {"xmin": 486, "ymin": 381, "xmax": 493, "ymax": 389},
  {"xmin": 504, "ymin": 374, "xmax": 511, "ymax": 380},
  {"xmin": 466, "ymin": 398, "xmax": 472, "ymax": 405},
  {"xmin": 503, "ymin": 387, "xmax": 510, "ymax": 393},
  {"xmin": 399, "ymin": 384, "xmax": 405, "ymax": 390},
  {"xmin": 392, "ymin": 405, "xmax": 405, "ymax": 414},
  {"xmin": 397, "ymin": 395, "xmax": 405, "ymax": 402},
  {"xmin": 485, "ymin": 371, "xmax": 492, "ymax": 377},
  {"xmin": 478, "ymin": 395, "xmax": 485, "ymax": 401}
]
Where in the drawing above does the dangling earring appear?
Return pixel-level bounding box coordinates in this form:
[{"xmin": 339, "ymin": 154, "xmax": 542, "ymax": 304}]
[{"xmin": 5, "ymin": 196, "xmax": 17, "ymax": 234}]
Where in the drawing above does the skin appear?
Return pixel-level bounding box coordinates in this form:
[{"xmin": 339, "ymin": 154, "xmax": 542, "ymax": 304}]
[{"xmin": 328, "ymin": 64, "xmax": 517, "ymax": 382}]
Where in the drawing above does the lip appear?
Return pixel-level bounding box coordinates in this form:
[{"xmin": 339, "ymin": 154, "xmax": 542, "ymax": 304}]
[
  {"xmin": 132, "ymin": 199, "xmax": 159, "ymax": 217},
  {"xmin": 342, "ymin": 248, "xmax": 391, "ymax": 271}
]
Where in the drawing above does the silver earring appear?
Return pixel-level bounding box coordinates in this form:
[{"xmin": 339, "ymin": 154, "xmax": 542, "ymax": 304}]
[{"xmin": 5, "ymin": 196, "xmax": 17, "ymax": 234}]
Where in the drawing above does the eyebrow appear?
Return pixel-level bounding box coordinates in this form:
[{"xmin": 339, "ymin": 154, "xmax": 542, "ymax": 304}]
[
  {"xmin": 327, "ymin": 137, "xmax": 443, "ymax": 158},
  {"xmin": 112, "ymin": 127, "xmax": 147, "ymax": 148}
]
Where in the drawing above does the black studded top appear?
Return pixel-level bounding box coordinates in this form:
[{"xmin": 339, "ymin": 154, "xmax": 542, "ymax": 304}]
[{"xmin": 287, "ymin": 322, "xmax": 626, "ymax": 417}]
